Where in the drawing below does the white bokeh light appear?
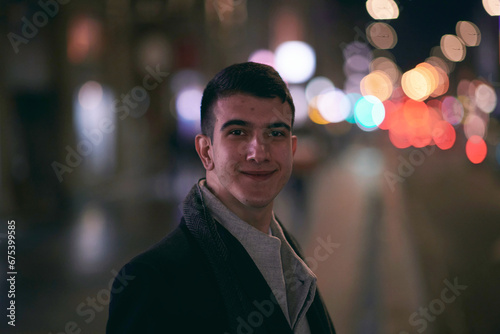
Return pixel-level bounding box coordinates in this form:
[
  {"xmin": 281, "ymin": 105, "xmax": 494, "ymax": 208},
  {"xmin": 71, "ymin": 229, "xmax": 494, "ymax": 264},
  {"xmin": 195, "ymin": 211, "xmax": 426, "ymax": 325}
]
[
  {"xmin": 248, "ymin": 49, "xmax": 275, "ymax": 67},
  {"xmin": 275, "ymin": 41, "xmax": 316, "ymax": 84},
  {"xmin": 305, "ymin": 76, "xmax": 335, "ymax": 102},
  {"xmin": 176, "ymin": 86, "xmax": 203, "ymax": 121},
  {"xmin": 317, "ymin": 89, "xmax": 351, "ymax": 123},
  {"xmin": 289, "ymin": 85, "xmax": 309, "ymax": 127}
]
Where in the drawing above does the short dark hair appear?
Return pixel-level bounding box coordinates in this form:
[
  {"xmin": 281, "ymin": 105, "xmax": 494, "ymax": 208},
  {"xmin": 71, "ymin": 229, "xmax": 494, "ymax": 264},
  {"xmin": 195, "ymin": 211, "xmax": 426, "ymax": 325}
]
[{"xmin": 200, "ymin": 62, "xmax": 295, "ymax": 139}]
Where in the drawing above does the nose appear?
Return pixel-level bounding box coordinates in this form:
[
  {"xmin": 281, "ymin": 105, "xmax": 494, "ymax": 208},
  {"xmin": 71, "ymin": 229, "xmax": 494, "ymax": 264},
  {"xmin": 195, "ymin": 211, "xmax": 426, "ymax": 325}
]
[{"xmin": 246, "ymin": 133, "xmax": 270, "ymax": 163}]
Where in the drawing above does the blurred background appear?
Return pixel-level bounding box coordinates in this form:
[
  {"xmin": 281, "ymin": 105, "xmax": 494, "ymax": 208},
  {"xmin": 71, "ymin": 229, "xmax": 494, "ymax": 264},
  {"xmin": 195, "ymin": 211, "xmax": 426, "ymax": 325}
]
[{"xmin": 1, "ymin": 0, "xmax": 500, "ymax": 333}]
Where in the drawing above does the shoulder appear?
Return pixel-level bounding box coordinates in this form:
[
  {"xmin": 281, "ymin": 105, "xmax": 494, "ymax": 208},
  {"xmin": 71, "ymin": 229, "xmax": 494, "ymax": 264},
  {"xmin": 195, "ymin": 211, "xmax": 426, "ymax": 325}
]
[
  {"xmin": 129, "ymin": 220, "xmax": 196, "ymax": 271},
  {"xmin": 107, "ymin": 219, "xmax": 227, "ymax": 333}
]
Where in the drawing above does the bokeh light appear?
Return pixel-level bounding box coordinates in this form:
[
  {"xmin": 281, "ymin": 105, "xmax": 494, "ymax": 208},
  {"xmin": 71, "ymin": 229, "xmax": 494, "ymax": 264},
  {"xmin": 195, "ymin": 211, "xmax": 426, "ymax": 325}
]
[
  {"xmin": 367, "ymin": 22, "xmax": 398, "ymax": 49},
  {"xmin": 466, "ymin": 135, "xmax": 488, "ymax": 164},
  {"xmin": 456, "ymin": 21, "xmax": 481, "ymax": 47},
  {"xmin": 417, "ymin": 63, "xmax": 439, "ymax": 93},
  {"xmin": 78, "ymin": 81, "xmax": 103, "ymax": 110},
  {"xmin": 430, "ymin": 65, "xmax": 450, "ymax": 97},
  {"xmin": 73, "ymin": 82, "xmax": 116, "ymax": 177},
  {"xmin": 344, "ymin": 54, "xmax": 372, "ymax": 76},
  {"xmin": 457, "ymin": 78, "xmax": 472, "ymax": 97},
  {"xmin": 464, "ymin": 114, "xmax": 487, "ymax": 139},
  {"xmin": 475, "ymin": 83, "xmax": 497, "ymax": 113},
  {"xmin": 67, "ymin": 16, "xmax": 102, "ymax": 64},
  {"xmin": 317, "ymin": 89, "xmax": 351, "ymax": 123},
  {"xmin": 289, "ymin": 85, "xmax": 309, "ymax": 127},
  {"xmin": 248, "ymin": 49, "xmax": 275, "ymax": 67},
  {"xmin": 360, "ymin": 70, "xmax": 393, "ymax": 101},
  {"xmin": 176, "ymin": 86, "xmax": 203, "ymax": 121},
  {"xmin": 432, "ymin": 120, "xmax": 456, "ymax": 150},
  {"xmin": 354, "ymin": 95, "xmax": 385, "ymax": 131},
  {"xmin": 370, "ymin": 56, "xmax": 400, "ymax": 84},
  {"xmin": 441, "ymin": 96, "xmax": 464, "ymax": 125},
  {"xmin": 388, "ymin": 108, "xmax": 411, "ymax": 149},
  {"xmin": 275, "ymin": 41, "xmax": 316, "ymax": 84},
  {"xmin": 308, "ymin": 96, "xmax": 330, "ymax": 124},
  {"xmin": 401, "ymin": 67, "xmax": 433, "ymax": 101},
  {"xmin": 345, "ymin": 93, "xmax": 362, "ymax": 123},
  {"xmin": 378, "ymin": 100, "xmax": 397, "ymax": 130},
  {"xmin": 403, "ymin": 99, "xmax": 433, "ymax": 147},
  {"xmin": 305, "ymin": 76, "xmax": 335, "ymax": 102},
  {"xmin": 441, "ymin": 34, "xmax": 466, "ymax": 62},
  {"xmin": 366, "ymin": 0, "xmax": 400, "ymax": 20},
  {"xmin": 483, "ymin": 0, "xmax": 500, "ymax": 16},
  {"xmin": 426, "ymin": 56, "xmax": 451, "ymax": 74},
  {"xmin": 73, "ymin": 205, "xmax": 108, "ymax": 273}
]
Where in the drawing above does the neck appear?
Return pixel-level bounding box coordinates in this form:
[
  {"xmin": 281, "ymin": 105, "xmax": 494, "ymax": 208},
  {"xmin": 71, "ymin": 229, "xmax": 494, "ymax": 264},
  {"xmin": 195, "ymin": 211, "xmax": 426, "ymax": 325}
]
[
  {"xmin": 232, "ymin": 204, "xmax": 273, "ymax": 234},
  {"xmin": 204, "ymin": 178, "xmax": 273, "ymax": 234}
]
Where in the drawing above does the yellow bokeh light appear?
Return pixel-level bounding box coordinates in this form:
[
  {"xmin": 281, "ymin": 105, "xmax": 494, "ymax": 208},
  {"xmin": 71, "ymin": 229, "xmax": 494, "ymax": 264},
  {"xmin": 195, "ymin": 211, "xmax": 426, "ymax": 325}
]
[
  {"xmin": 401, "ymin": 68, "xmax": 432, "ymax": 101},
  {"xmin": 360, "ymin": 70, "xmax": 393, "ymax": 101},
  {"xmin": 483, "ymin": 0, "xmax": 500, "ymax": 16},
  {"xmin": 430, "ymin": 65, "xmax": 449, "ymax": 98},
  {"xmin": 440, "ymin": 34, "xmax": 466, "ymax": 62},
  {"xmin": 456, "ymin": 21, "xmax": 481, "ymax": 47},
  {"xmin": 308, "ymin": 96, "xmax": 330, "ymax": 124},
  {"xmin": 366, "ymin": 22, "xmax": 398, "ymax": 49},
  {"xmin": 366, "ymin": 0, "xmax": 400, "ymax": 20},
  {"xmin": 416, "ymin": 63, "xmax": 439, "ymax": 95}
]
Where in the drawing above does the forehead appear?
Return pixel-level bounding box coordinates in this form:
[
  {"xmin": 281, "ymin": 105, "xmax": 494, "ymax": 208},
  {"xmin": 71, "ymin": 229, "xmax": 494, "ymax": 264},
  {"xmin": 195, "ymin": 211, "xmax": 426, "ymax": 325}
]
[{"xmin": 213, "ymin": 93, "xmax": 292, "ymax": 124}]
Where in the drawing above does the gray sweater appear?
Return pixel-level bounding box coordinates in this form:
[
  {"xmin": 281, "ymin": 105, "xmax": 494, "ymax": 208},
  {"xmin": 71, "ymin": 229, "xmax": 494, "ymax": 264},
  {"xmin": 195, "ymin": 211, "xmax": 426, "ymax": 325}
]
[{"xmin": 200, "ymin": 180, "xmax": 316, "ymax": 333}]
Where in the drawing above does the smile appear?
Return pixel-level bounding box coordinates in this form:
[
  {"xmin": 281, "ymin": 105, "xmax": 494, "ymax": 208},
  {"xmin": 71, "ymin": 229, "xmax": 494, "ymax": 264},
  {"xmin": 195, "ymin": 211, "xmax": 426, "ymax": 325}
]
[{"xmin": 240, "ymin": 170, "xmax": 276, "ymax": 181}]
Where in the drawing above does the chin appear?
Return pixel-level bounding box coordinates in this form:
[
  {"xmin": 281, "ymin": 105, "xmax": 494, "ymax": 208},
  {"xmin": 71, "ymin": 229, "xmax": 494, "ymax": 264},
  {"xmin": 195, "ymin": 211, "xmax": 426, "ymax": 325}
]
[{"xmin": 237, "ymin": 193, "xmax": 274, "ymax": 208}]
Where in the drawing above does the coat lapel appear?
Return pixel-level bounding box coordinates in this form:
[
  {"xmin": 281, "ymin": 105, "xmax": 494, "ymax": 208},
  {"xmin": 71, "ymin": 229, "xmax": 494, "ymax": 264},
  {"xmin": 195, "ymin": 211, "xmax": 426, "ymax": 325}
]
[{"xmin": 216, "ymin": 222, "xmax": 293, "ymax": 333}]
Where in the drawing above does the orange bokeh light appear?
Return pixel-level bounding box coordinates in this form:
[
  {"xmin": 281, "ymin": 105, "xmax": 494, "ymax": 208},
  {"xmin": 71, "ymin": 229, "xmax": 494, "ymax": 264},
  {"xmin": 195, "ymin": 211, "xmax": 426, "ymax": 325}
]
[
  {"xmin": 360, "ymin": 70, "xmax": 393, "ymax": 101},
  {"xmin": 308, "ymin": 97, "xmax": 330, "ymax": 124}
]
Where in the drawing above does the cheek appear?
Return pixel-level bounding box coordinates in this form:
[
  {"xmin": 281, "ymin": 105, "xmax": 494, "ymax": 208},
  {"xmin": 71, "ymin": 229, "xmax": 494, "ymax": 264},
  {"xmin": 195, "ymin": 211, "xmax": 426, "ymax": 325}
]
[
  {"xmin": 214, "ymin": 146, "xmax": 241, "ymax": 174},
  {"xmin": 274, "ymin": 145, "xmax": 294, "ymax": 163}
]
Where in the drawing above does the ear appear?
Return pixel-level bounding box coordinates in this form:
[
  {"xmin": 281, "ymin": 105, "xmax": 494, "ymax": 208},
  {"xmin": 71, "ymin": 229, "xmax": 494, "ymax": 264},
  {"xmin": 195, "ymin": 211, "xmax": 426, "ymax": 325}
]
[
  {"xmin": 195, "ymin": 134, "xmax": 214, "ymax": 171},
  {"xmin": 291, "ymin": 135, "xmax": 298, "ymax": 156}
]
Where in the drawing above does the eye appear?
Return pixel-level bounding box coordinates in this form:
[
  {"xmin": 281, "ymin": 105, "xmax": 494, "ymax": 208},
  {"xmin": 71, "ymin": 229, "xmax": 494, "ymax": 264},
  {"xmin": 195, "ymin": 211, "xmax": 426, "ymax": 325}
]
[
  {"xmin": 229, "ymin": 129, "xmax": 244, "ymax": 136},
  {"xmin": 269, "ymin": 130, "xmax": 285, "ymax": 137}
]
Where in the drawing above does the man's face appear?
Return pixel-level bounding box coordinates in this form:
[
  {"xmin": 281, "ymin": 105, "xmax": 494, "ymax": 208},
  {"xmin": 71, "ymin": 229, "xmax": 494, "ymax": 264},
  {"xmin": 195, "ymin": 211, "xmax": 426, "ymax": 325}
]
[{"xmin": 199, "ymin": 93, "xmax": 297, "ymax": 211}]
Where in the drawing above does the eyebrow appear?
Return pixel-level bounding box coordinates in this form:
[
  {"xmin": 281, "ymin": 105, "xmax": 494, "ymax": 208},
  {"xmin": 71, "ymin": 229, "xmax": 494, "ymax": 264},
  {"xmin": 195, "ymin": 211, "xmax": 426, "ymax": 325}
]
[{"xmin": 220, "ymin": 119, "xmax": 291, "ymax": 132}]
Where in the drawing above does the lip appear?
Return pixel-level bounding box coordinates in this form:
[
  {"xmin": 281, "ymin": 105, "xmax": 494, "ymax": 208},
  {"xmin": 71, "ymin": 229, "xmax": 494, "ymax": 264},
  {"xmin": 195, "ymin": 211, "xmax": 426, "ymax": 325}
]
[{"xmin": 240, "ymin": 170, "xmax": 276, "ymax": 181}]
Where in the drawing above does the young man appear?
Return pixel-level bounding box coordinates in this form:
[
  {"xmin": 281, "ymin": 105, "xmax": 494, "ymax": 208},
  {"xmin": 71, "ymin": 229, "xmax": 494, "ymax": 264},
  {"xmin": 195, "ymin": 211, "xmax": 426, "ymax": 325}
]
[{"xmin": 106, "ymin": 62, "xmax": 335, "ymax": 334}]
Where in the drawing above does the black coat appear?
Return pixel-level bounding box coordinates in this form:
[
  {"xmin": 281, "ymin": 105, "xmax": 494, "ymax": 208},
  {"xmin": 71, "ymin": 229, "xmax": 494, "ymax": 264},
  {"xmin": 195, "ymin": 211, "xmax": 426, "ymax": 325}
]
[{"xmin": 106, "ymin": 182, "xmax": 336, "ymax": 334}]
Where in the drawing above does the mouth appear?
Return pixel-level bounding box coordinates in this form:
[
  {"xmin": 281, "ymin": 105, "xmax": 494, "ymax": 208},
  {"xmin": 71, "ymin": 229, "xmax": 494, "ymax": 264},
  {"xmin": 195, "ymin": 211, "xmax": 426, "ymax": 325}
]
[{"xmin": 240, "ymin": 170, "xmax": 276, "ymax": 181}]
